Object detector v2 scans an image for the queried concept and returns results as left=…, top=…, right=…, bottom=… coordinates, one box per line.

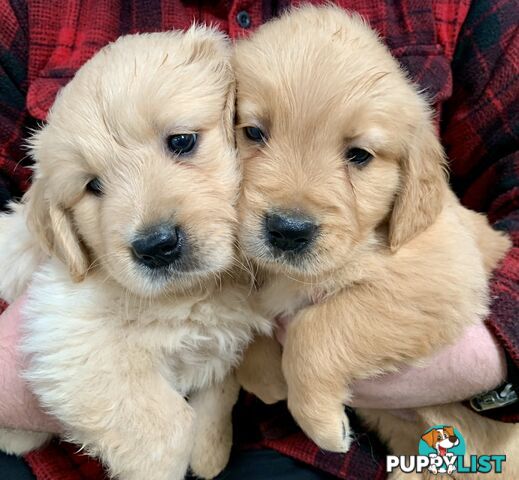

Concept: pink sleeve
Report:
left=0, top=296, right=61, bottom=433
left=348, top=322, right=507, bottom=410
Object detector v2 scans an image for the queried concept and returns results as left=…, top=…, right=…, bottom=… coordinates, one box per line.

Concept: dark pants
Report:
left=0, top=451, right=35, bottom=480
left=0, top=449, right=335, bottom=480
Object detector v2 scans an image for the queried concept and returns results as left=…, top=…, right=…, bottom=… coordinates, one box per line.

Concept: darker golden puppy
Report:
left=234, top=5, right=518, bottom=477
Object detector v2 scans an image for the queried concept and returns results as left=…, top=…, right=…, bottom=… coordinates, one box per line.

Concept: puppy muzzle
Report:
left=264, top=211, right=317, bottom=254
left=131, top=223, right=183, bottom=269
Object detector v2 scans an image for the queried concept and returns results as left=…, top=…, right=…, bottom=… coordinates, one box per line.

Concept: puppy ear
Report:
left=23, top=175, right=54, bottom=254
left=444, top=426, right=454, bottom=437
left=389, top=121, right=447, bottom=251
left=48, top=204, right=90, bottom=282
left=25, top=175, right=89, bottom=282
left=421, top=430, right=437, bottom=448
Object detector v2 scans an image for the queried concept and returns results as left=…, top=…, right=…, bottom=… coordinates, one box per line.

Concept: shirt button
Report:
left=236, top=10, right=251, bottom=29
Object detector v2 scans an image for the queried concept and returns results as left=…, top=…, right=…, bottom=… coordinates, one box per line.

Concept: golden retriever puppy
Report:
left=234, top=5, right=518, bottom=478
left=0, top=28, right=269, bottom=480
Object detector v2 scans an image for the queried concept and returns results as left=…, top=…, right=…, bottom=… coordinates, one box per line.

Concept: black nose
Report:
left=131, top=224, right=182, bottom=268
left=265, top=212, right=317, bottom=252
left=449, top=435, right=458, bottom=444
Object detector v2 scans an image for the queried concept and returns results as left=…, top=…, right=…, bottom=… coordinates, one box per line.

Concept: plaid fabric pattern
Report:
left=0, top=0, right=517, bottom=478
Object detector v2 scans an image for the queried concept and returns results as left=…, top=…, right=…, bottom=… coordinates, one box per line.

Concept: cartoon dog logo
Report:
left=421, top=426, right=460, bottom=474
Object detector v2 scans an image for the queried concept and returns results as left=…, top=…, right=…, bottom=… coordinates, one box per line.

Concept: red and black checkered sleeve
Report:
left=0, top=0, right=33, bottom=211
left=441, top=0, right=519, bottom=420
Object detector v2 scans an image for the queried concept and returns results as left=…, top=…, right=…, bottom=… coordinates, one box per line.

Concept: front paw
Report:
left=190, top=417, right=232, bottom=479
left=288, top=400, right=351, bottom=453
left=236, top=336, right=287, bottom=405
left=237, top=361, right=287, bottom=405
left=245, top=375, right=287, bottom=405
left=79, top=401, right=195, bottom=480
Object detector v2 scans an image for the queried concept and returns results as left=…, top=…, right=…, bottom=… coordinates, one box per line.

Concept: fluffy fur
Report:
left=234, top=6, right=517, bottom=479
left=0, top=28, right=269, bottom=480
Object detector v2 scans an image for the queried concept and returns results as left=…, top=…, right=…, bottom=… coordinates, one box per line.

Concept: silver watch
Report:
left=470, top=383, right=518, bottom=412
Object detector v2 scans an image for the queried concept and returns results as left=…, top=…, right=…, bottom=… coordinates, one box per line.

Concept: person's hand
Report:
left=275, top=318, right=506, bottom=410
left=0, top=295, right=61, bottom=432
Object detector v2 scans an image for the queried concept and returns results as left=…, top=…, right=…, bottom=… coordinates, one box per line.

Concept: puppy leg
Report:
left=27, top=356, right=194, bottom=480
left=0, top=428, right=51, bottom=455
left=23, top=275, right=198, bottom=480
left=58, top=374, right=194, bottom=480
left=189, top=374, right=240, bottom=479
left=283, top=282, right=466, bottom=454
left=286, top=377, right=352, bottom=453
left=283, top=306, right=352, bottom=452
left=236, top=335, right=287, bottom=404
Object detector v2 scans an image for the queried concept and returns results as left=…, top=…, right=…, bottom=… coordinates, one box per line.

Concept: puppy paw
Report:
left=249, top=376, right=287, bottom=405
left=190, top=442, right=231, bottom=479
left=190, top=418, right=232, bottom=479
left=290, top=401, right=351, bottom=453
left=236, top=340, right=287, bottom=405
left=236, top=355, right=287, bottom=405
left=0, top=428, right=52, bottom=455
left=313, top=414, right=352, bottom=453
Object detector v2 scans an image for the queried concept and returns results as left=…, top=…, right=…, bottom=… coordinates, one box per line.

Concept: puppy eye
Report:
left=244, top=126, right=267, bottom=143
left=86, top=177, right=103, bottom=196
left=346, top=147, right=373, bottom=167
left=167, top=133, right=197, bottom=155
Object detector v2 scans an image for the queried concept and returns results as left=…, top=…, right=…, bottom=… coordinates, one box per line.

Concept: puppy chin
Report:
left=108, top=250, right=234, bottom=297
left=136, top=272, right=207, bottom=297
left=241, top=227, right=357, bottom=281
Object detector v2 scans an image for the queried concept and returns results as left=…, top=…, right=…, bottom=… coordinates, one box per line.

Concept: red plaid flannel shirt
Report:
left=0, top=1, right=517, bottom=479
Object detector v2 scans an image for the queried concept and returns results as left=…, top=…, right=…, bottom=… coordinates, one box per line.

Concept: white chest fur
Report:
left=22, top=260, right=270, bottom=397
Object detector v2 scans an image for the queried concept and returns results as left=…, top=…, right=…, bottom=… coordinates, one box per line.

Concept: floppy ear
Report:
left=24, top=175, right=90, bottom=282
left=389, top=122, right=447, bottom=251
left=421, top=429, right=437, bottom=448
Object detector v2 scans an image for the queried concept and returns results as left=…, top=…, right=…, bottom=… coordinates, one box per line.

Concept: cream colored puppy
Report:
left=234, top=5, right=518, bottom=478
left=0, top=28, right=269, bottom=480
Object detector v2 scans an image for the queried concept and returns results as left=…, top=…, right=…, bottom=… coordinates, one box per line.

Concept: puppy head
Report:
left=26, top=27, right=238, bottom=296
left=234, top=6, right=446, bottom=280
